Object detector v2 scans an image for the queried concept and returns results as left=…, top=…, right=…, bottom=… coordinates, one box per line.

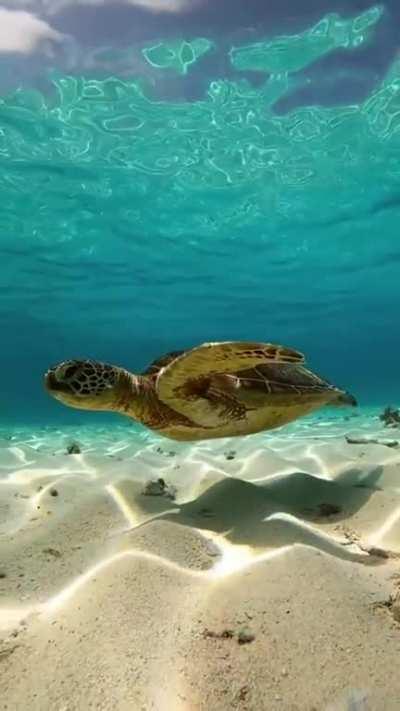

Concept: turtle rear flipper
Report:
left=331, top=391, right=358, bottom=407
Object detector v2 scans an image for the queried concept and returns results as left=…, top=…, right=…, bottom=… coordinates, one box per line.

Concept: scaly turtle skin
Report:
left=44, top=340, right=356, bottom=441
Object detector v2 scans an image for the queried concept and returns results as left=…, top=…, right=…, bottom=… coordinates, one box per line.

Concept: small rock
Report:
left=202, top=628, right=234, bottom=640
left=225, top=450, right=236, bottom=461
left=66, top=442, right=81, bottom=455
left=43, top=548, right=62, bottom=558
left=205, top=541, right=220, bottom=558
left=379, top=406, right=400, bottom=427
left=345, top=435, right=398, bottom=448
left=373, top=592, right=400, bottom=623
left=364, top=546, right=390, bottom=559
left=237, top=628, right=255, bottom=645
left=237, top=685, right=249, bottom=701
left=156, top=447, right=175, bottom=457
left=0, top=571, right=6, bottom=579
left=50, top=488, right=59, bottom=497
left=142, top=478, right=176, bottom=500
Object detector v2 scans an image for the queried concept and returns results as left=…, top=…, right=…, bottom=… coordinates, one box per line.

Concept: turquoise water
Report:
left=1, top=3, right=400, bottom=424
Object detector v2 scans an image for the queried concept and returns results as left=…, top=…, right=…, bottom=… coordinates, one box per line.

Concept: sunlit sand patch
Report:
left=0, top=466, right=61, bottom=485
left=3, top=519, right=352, bottom=631
left=177, top=463, right=232, bottom=503
left=250, top=468, right=301, bottom=484
left=105, top=484, right=180, bottom=533
left=0, top=550, right=204, bottom=631
left=2, top=457, right=98, bottom=486
left=29, top=479, right=66, bottom=510
left=24, top=467, right=101, bottom=512
left=43, top=549, right=204, bottom=617
left=105, top=483, right=141, bottom=528
left=367, top=505, right=400, bottom=547
left=232, top=448, right=290, bottom=481
left=0, top=446, right=34, bottom=468
left=195, top=528, right=255, bottom=576
left=130, top=448, right=166, bottom=466
left=296, top=443, right=334, bottom=478
left=106, top=440, right=136, bottom=456
left=255, top=438, right=348, bottom=479
left=0, top=532, right=377, bottom=634
left=193, top=527, right=294, bottom=578
left=0, top=605, right=38, bottom=631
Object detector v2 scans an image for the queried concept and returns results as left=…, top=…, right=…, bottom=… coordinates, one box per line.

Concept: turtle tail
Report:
left=331, top=390, right=358, bottom=407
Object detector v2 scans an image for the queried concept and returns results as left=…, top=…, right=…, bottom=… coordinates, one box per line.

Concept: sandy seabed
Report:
left=1, top=408, right=400, bottom=710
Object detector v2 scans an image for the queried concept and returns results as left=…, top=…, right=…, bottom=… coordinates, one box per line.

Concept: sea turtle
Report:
left=44, top=340, right=356, bottom=441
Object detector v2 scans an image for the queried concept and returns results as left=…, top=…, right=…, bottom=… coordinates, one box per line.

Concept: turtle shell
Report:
left=142, top=350, right=185, bottom=376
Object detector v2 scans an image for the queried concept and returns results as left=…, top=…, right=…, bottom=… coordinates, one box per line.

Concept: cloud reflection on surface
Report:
left=0, top=8, right=62, bottom=53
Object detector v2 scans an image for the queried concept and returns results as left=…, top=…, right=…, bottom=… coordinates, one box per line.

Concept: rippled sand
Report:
left=1, top=408, right=400, bottom=710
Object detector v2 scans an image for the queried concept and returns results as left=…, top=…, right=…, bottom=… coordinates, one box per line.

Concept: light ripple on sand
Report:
left=1, top=408, right=400, bottom=709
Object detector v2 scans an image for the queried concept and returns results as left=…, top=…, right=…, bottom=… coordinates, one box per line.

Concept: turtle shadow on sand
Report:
left=132, top=465, right=385, bottom=563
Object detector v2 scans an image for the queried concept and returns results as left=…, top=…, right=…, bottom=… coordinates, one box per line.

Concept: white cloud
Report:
left=0, top=0, right=194, bottom=13
left=53, top=0, right=192, bottom=12
left=0, top=8, right=62, bottom=53
left=123, top=0, right=190, bottom=10
left=109, top=0, right=190, bottom=9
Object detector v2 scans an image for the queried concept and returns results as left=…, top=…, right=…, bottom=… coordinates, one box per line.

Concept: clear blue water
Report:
left=1, top=1, right=400, bottom=425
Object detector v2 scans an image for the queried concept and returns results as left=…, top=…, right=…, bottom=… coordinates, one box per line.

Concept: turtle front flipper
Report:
left=156, top=341, right=304, bottom=427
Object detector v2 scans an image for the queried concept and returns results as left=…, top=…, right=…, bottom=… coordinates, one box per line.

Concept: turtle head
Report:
left=44, top=359, right=128, bottom=412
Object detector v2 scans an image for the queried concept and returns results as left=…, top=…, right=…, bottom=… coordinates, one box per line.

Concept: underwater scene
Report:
left=1, top=0, right=400, bottom=708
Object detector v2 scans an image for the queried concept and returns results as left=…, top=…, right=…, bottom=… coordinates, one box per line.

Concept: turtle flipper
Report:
left=156, top=341, right=304, bottom=426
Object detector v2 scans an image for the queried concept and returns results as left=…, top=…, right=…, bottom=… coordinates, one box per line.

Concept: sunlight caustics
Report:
left=196, top=528, right=256, bottom=577
left=229, top=6, right=383, bottom=74
left=211, top=539, right=295, bottom=578
left=0, top=446, right=33, bottom=468
left=0, top=549, right=207, bottom=631
left=263, top=512, right=371, bottom=560
left=43, top=549, right=204, bottom=616
left=0, top=605, right=37, bottom=632
left=367, top=505, right=400, bottom=547
left=142, top=37, right=213, bottom=74
left=105, top=483, right=141, bottom=528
